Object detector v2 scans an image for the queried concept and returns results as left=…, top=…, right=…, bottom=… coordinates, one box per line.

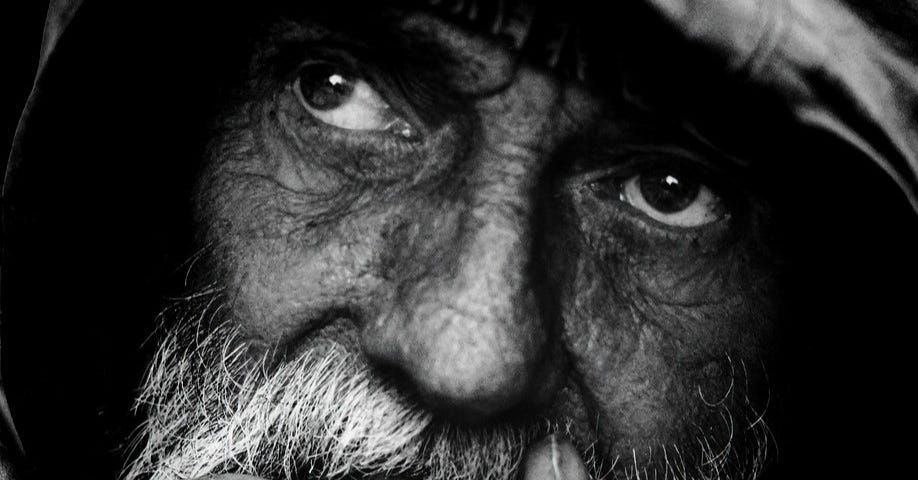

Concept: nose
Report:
left=361, top=72, right=563, bottom=422
left=364, top=208, right=550, bottom=421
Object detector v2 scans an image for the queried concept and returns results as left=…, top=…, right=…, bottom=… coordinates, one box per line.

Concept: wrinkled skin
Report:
left=4, top=1, right=916, bottom=479
left=136, top=2, right=784, bottom=479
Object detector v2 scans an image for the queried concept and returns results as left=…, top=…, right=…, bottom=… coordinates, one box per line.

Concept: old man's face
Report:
left=126, top=3, right=783, bottom=480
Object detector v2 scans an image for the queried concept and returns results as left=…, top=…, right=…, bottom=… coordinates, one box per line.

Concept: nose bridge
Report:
left=362, top=72, right=563, bottom=419
left=442, top=138, right=544, bottom=364
left=409, top=153, right=543, bottom=414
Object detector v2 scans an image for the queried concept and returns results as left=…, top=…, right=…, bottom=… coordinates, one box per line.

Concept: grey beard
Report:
left=123, top=290, right=549, bottom=480
left=124, top=289, right=773, bottom=480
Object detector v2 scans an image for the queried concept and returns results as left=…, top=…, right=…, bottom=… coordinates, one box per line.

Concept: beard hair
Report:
left=123, top=288, right=550, bottom=480
left=124, top=287, right=774, bottom=480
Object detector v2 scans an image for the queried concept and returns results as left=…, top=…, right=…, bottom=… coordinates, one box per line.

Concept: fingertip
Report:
left=522, top=434, right=590, bottom=480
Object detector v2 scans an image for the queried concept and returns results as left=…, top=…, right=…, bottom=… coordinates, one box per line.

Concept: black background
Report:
left=2, top=1, right=47, bottom=168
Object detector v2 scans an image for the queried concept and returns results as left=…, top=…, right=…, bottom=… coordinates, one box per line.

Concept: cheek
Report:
left=193, top=101, right=388, bottom=345
left=192, top=94, right=466, bottom=348
left=553, top=205, right=778, bottom=453
left=561, top=261, right=683, bottom=449
left=223, top=235, right=384, bottom=344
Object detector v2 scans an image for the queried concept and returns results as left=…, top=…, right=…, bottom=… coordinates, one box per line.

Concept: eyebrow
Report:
left=269, top=2, right=778, bottom=174
left=558, top=107, right=764, bottom=184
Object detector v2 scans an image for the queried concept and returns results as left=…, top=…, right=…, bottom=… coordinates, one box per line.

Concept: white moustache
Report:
left=125, top=322, right=544, bottom=480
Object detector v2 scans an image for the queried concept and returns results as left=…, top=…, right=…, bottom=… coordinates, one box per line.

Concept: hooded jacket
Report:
left=3, top=1, right=918, bottom=479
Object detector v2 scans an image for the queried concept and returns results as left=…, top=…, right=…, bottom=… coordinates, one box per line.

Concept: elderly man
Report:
left=3, top=1, right=917, bottom=479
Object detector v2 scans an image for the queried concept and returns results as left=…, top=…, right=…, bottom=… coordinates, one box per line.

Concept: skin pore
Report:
left=126, top=3, right=783, bottom=480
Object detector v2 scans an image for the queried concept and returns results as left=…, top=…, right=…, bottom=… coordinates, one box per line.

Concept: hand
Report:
left=521, top=435, right=589, bottom=480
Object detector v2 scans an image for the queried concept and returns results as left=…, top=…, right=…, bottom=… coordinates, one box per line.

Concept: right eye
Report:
left=293, top=62, right=417, bottom=139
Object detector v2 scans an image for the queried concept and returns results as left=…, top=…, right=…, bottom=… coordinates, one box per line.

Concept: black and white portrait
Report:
left=2, top=1, right=917, bottom=479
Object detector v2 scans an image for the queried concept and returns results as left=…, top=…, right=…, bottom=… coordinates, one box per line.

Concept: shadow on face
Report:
left=5, top=2, right=917, bottom=480
left=130, top=2, right=785, bottom=479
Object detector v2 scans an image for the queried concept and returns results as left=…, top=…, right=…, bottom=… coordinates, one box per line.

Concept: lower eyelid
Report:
left=623, top=178, right=726, bottom=227
left=290, top=75, right=422, bottom=141
left=274, top=98, right=434, bottom=181
left=571, top=181, right=735, bottom=248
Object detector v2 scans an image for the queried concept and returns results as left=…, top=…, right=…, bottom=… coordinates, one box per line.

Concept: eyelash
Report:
left=275, top=46, right=745, bottom=239
left=574, top=155, right=742, bottom=238
left=291, top=61, right=430, bottom=146
left=283, top=71, right=415, bottom=142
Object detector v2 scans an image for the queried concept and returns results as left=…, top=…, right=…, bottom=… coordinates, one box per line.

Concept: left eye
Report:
left=621, top=169, right=726, bottom=228
left=293, top=62, right=416, bottom=138
left=619, top=168, right=727, bottom=227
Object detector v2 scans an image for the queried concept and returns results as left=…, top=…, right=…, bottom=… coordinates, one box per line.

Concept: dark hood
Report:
left=3, top=1, right=918, bottom=479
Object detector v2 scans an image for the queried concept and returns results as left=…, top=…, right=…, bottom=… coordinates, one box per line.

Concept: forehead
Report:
left=235, top=1, right=664, bottom=92
left=260, top=1, right=585, bottom=74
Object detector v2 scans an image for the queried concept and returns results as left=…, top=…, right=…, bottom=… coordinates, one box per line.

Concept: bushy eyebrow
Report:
left=262, top=3, right=778, bottom=170
left=563, top=127, right=751, bottom=183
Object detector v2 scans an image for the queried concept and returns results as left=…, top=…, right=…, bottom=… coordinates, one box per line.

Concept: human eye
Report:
left=292, top=60, right=418, bottom=140
left=618, top=164, right=728, bottom=228
left=585, top=156, right=733, bottom=232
